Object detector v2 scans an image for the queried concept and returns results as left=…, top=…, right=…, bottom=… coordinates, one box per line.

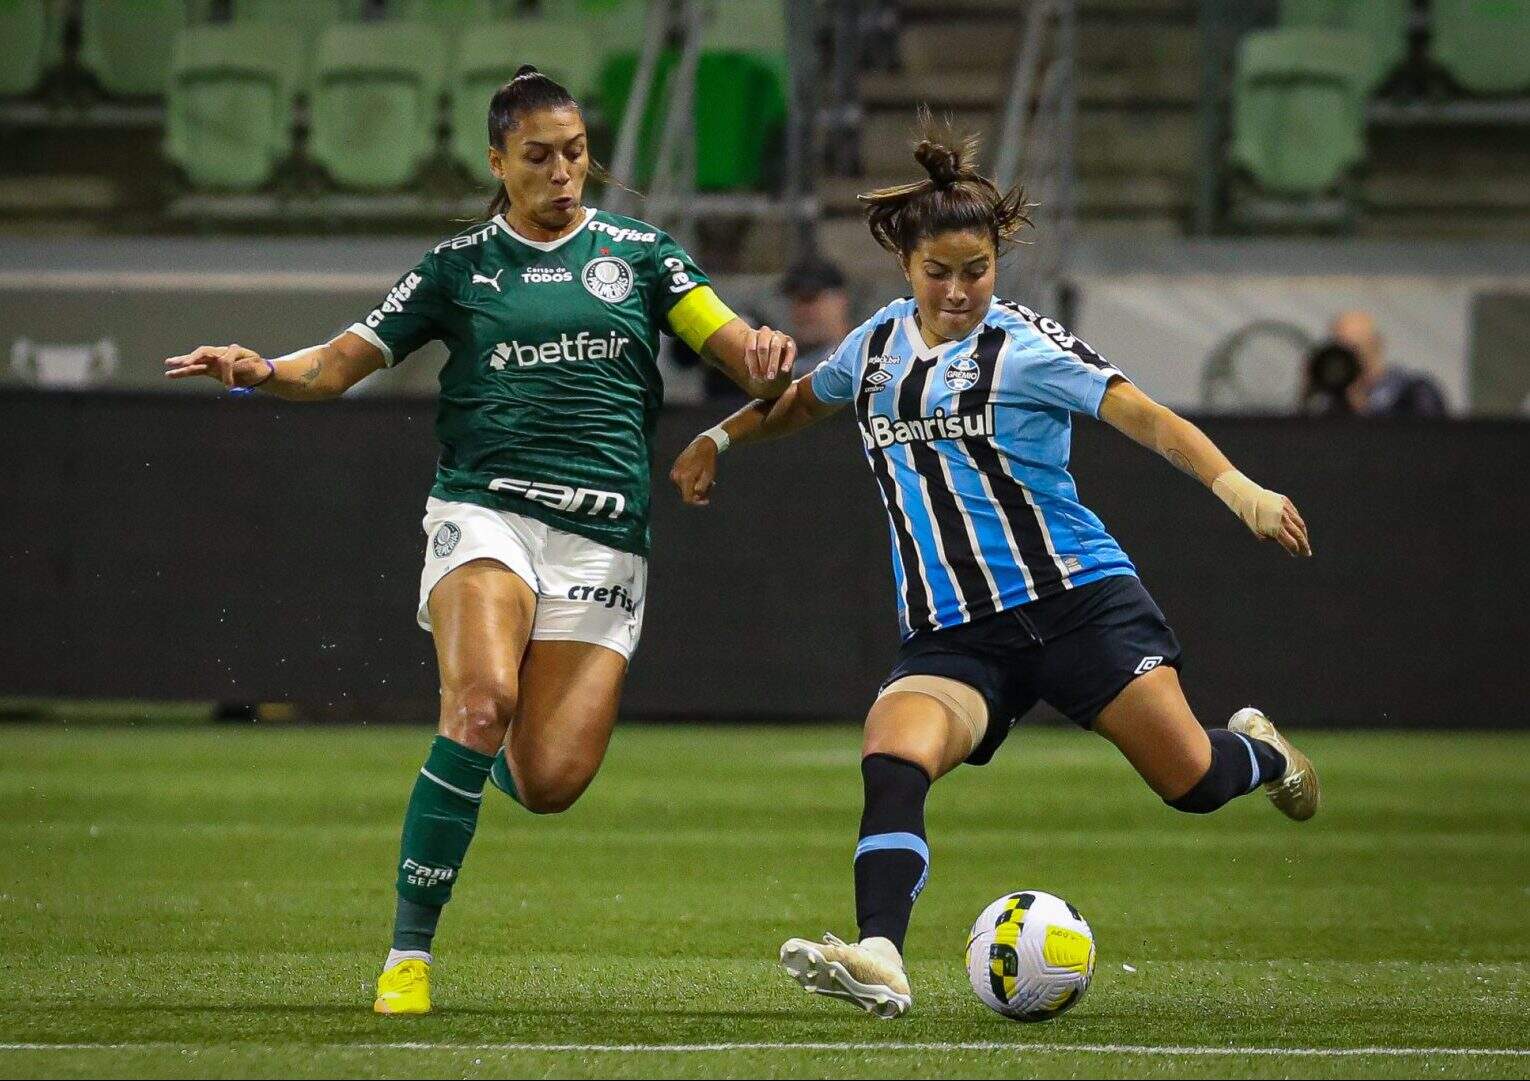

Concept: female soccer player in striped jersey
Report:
left=164, top=67, right=794, bottom=1016
left=671, top=124, right=1318, bottom=1018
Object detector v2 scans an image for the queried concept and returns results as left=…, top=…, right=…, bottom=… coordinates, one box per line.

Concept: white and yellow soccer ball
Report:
left=965, top=891, right=1096, bottom=1021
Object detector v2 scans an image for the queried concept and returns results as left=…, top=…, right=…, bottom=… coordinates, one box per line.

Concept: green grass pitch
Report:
left=3, top=722, right=1528, bottom=1079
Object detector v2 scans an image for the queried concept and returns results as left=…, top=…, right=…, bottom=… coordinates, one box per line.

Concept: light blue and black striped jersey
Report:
left=810, top=296, right=1137, bottom=639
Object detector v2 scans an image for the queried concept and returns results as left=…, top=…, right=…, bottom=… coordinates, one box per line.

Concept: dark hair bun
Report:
left=513, top=64, right=541, bottom=79
left=914, top=139, right=965, bottom=188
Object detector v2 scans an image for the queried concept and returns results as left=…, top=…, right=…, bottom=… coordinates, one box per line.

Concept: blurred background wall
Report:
left=2, top=0, right=1528, bottom=724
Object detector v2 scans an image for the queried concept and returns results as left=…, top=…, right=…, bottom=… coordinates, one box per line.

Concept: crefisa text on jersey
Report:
left=861, top=404, right=997, bottom=450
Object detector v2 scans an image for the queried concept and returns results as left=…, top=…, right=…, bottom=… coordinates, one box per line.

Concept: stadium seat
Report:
left=397, top=0, right=494, bottom=37
left=309, top=22, right=448, bottom=191
left=231, top=0, right=348, bottom=91
left=448, top=18, right=600, bottom=176
left=1229, top=29, right=1368, bottom=197
left=1431, top=0, right=1530, bottom=95
left=164, top=22, right=303, bottom=190
left=0, top=0, right=58, bottom=97
left=596, top=0, right=787, bottom=191
left=79, top=0, right=189, bottom=99
left=1278, top=0, right=1410, bottom=93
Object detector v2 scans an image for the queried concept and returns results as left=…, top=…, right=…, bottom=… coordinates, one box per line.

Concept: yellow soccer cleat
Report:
left=1229, top=707, right=1320, bottom=821
left=373, top=957, right=431, bottom=1015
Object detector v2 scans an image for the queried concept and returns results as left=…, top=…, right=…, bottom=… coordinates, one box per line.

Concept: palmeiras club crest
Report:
left=432, top=522, right=461, bottom=558
left=581, top=256, right=634, bottom=302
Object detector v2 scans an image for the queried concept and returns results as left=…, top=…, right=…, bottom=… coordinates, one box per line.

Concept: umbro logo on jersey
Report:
left=867, top=369, right=893, bottom=387
left=471, top=269, right=504, bottom=292
left=521, top=266, right=573, bottom=284
left=1134, top=655, right=1164, bottom=675
left=944, top=354, right=980, bottom=391
left=582, top=256, right=634, bottom=303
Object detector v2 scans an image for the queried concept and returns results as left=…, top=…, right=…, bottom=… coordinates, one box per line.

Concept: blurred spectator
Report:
left=780, top=256, right=853, bottom=377
left=1327, top=310, right=1448, bottom=417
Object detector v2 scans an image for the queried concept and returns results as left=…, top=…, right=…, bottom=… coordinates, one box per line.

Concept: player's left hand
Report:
left=1269, top=495, right=1312, bottom=557
left=670, top=437, right=719, bottom=506
left=743, top=325, right=797, bottom=383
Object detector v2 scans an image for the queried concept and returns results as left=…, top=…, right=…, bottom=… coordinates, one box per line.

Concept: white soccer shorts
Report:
left=417, top=496, right=646, bottom=660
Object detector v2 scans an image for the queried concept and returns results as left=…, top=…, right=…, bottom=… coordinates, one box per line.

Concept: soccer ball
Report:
left=965, top=891, right=1096, bottom=1021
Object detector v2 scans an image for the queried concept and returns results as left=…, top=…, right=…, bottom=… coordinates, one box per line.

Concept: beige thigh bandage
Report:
left=878, top=675, right=990, bottom=759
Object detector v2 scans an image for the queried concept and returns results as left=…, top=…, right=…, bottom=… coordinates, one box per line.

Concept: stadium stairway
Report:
left=809, top=0, right=1199, bottom=274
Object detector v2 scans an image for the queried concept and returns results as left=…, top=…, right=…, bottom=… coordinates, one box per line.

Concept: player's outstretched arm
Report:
left=670, top=373, right=843, bottom=506
left=1099, top=378, right=1312, bottom=557
left=698, top=317, right=797, bottom=401
left=163, top=330, right=386, bottom=402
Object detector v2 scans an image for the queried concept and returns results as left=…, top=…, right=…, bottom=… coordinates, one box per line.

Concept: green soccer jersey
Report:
left=349, top=207, right=716, bottom=556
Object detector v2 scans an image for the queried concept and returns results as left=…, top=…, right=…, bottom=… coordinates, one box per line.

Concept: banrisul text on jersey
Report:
left=810, top=296, right=1138, bottom=639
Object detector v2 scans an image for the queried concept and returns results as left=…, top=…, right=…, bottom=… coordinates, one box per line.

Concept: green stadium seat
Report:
left=397, top=0, right=494, bottom=37
left=1229, top=29, right=1368, bottom=197
left=164, top=23, right=303, bottom=190
left=231, top=0, right=347, bottom=91
left=1431, top=0, right=1530, bottom=95
left=596, top=0, right=787, bottom=192
left=309, top=22, right=448, bottom=190
left=0, top=0, right=59, bottom=97
left=448, top=18, right=600, bottom=176
left=79, top=0, right=188, bottom=98
left=1278, top=0, right=1410, bottom=93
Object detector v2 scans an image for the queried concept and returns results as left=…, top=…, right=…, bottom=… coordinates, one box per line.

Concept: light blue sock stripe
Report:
left=855, top=831, right=929, bottom=865
left=1232, top=731, right=1262, bottom=794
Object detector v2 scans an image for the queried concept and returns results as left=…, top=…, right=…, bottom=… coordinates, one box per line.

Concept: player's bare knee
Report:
left=440, top=680, right=518, bottom=753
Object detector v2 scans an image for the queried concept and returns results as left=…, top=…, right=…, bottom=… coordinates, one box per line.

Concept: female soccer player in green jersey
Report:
left=164, top=67, right=795, bottom=1015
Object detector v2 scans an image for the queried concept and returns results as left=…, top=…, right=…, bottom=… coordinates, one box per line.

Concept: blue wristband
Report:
left=230, top=357, right=276, bottom=396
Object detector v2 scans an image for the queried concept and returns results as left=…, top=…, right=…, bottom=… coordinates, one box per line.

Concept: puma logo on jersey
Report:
left=472, top=269, right=504, bottom=292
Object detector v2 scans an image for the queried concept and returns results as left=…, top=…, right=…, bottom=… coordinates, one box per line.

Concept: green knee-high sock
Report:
left=391, top=735, right=494, bottom=952
left=489, top=747, right=524, bottom=806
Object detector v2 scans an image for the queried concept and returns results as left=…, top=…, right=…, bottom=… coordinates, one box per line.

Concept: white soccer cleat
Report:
left=779, top=933, right=912, bottom=1019
left=1229, top=706, right=1320, bottom=821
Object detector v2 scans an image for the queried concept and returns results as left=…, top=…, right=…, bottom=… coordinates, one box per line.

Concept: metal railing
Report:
left=993, top=0, right=1078, bottom=320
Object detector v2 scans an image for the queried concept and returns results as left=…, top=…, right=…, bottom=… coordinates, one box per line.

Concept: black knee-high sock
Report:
left=1167, top=727, right=1287, bottom=814
left=854, top=753, right=932, bottom=952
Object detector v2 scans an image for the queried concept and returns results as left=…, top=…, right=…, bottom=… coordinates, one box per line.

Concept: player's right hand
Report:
left=163, top=344, right=269, bottom=388
left=670, top=437, right=719, bottom=506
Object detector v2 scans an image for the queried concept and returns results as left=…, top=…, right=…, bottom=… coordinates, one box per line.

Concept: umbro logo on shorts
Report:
left=1135, top=655, right=1164, bottom=675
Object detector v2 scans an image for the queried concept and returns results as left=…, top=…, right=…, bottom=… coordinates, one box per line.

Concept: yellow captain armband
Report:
left=667, top=285, right=737, bottom=353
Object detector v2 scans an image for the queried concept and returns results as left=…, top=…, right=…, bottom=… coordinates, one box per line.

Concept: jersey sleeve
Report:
left=1004, top=312, right=1125, bottom=418
left=347, top=252, right=453, bottom=367
left=808, top=327, right=862, bottom=405
left=649, top=232, right=735, bottom=353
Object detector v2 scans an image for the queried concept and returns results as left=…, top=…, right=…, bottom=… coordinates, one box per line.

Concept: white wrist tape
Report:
left=1212, top=469, right=1285, bottom=536
left=701, top=425, right=730, bottom=453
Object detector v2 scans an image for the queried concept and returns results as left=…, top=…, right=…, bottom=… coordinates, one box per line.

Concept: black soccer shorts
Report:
left=881, top=574, right=1183, bottom=765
